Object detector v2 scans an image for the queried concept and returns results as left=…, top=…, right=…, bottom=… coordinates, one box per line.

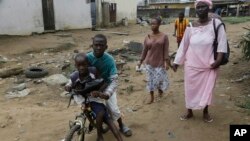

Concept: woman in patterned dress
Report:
left=138, top=17, right=170, bottom=104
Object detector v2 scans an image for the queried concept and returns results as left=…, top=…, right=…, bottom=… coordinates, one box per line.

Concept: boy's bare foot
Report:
left=180, top=112, right=193, bottom=121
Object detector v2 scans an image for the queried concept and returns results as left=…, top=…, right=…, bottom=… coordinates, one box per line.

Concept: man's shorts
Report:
left=90, top=101, right=110, bottom=123
left=105, top=92, right=121, bottom=121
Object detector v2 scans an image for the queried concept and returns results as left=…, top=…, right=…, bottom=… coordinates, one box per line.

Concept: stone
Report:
left=0, top=66, right=23, bottom=78
left=33, top=79, right=43, bottom=84
left=5, top=89, right=31, bottom=99
left=0, top=55, right=8, bottom=63
left=60, top=91, right=70, bottom=98
left=12, top=83, right=26, bottom=91
left=126, top=108, right=133, bottom=113
left=43, top=74, right=69, bottom=86
left=167, top=131, right=175, bottom=138
left=14, top=78, right=25, bottom=84
left=1, top=124, right=6, bottom=128
left=127, top=41, right=143, bottom=53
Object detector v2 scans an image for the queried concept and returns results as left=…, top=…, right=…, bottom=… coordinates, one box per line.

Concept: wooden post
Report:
left=226, top=4, right=229, bottom=16
left=236, top=4, right=240, bottom=17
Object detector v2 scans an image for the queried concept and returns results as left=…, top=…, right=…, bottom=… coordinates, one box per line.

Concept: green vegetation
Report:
left=222, top=16, right=250, bottom=24
left=238, top=100, right=250, bottom=115
left=239, top=26, right=250, bottom=61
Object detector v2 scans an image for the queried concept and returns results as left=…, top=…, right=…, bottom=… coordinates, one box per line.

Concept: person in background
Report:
left=138, top=17, right=170, bottom=104
left=173, top=12, right=189, bottom=48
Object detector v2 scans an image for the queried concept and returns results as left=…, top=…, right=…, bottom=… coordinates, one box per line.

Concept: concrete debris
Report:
left=5, top=89, right=31, bottom=99
left=0, top=66, right=23, bottom=78
left=12, top=83, right=26, bottom=91
left=43, top=74, right=68, bottom=86
left=0, top=55, right=8, bottom=63
left=33, top=79, right=43, bottom=84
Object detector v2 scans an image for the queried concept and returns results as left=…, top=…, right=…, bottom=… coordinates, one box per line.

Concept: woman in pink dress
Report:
left=138, top=17, right=170, bottom=104
left=172, top=0, right=228, bottom=122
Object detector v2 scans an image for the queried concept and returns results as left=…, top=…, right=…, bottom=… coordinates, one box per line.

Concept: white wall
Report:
left=103, top=0, right=137, bottom=21
left=0, top=0, right=44, bottom=35
left=53, top=0, right=92, bottom=30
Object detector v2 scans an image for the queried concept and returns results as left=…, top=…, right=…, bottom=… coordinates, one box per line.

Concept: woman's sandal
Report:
left=203, top=114, right=213, bottom=123
left=179, top=114, right=193, bottom=121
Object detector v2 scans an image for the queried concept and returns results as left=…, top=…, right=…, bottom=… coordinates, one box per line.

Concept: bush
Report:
left=223, top=16, right=250, bottom=24
left=239, top=26, right=250, bottom=61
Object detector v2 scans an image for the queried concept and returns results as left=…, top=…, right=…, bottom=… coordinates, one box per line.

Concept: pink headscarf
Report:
left=195, top=0, right=213, bottom=9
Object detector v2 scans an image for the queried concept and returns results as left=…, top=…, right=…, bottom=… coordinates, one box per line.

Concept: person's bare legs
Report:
left=158, top=89, right=163, bottom=98
left=96, top=112, right=104, bottom=141
left=203, top=105, right=213, bottom=122
left=180, top=109, right=193, bottom=120
left=147, top=91, right=154, bottom=104
left=106, top=119, right=123, bottom=141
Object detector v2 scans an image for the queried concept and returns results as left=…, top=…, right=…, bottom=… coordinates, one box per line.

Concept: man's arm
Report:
left=173, top=20, right=177, bottom=36
left=91, top=74, right=118, bottom=100
left=103, top=74, right=118, bottom=97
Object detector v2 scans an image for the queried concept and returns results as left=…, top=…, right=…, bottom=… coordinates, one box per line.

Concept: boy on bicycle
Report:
left=65, top=52, right=123, bottom=141
left=87, top=34, right=132, bottom=137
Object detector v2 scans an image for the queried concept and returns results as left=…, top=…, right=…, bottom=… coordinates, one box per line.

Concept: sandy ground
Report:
left=0, top=21, right=250, bottom=141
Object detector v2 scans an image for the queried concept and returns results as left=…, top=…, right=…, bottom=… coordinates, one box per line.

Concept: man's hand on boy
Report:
left=91, top=91, right=100, bottom=97
left=91, top=91, right=109, bottom=100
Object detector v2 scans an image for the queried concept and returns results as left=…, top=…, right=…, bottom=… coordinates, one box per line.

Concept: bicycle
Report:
left=64, top=90, right=96, bottom=141
left=64, top=78, right=104, bottom=141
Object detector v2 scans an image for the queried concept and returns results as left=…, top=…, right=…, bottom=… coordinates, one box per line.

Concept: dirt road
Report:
left=0, top=21, right=249, bottom=141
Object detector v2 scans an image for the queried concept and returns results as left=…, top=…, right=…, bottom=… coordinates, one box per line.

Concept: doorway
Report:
left=42, top=0, right=55, bottom=30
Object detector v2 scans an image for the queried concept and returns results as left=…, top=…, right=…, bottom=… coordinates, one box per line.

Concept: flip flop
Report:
left=179, top=114, right=193, bottom=121
left=120, top=124, right=132, bottom=137
left=203, top=116, right=213, bottom=123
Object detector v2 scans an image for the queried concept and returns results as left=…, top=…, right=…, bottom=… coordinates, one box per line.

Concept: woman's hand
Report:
left=211, top=53, right=223, bottom=69
left=172, top=64, right=178, bottom=72
left=211, top=60, right=221, bottom=69
left=165, top=59, right=171, bottom=70
left=137, top=62, right=142, bottom=69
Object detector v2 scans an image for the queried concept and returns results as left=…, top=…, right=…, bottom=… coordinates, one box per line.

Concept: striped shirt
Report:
left=175, top=18, right=189, bottom=38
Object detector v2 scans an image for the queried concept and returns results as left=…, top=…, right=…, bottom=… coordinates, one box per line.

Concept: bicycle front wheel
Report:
left=64, top=124, right=85, bottom=141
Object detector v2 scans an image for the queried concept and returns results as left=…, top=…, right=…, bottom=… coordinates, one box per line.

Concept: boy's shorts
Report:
left=90, top=102, right=110, bottom=123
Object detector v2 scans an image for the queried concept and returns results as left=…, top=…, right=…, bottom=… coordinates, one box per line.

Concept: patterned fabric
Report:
left=145, top=64, right=169, bottom=92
